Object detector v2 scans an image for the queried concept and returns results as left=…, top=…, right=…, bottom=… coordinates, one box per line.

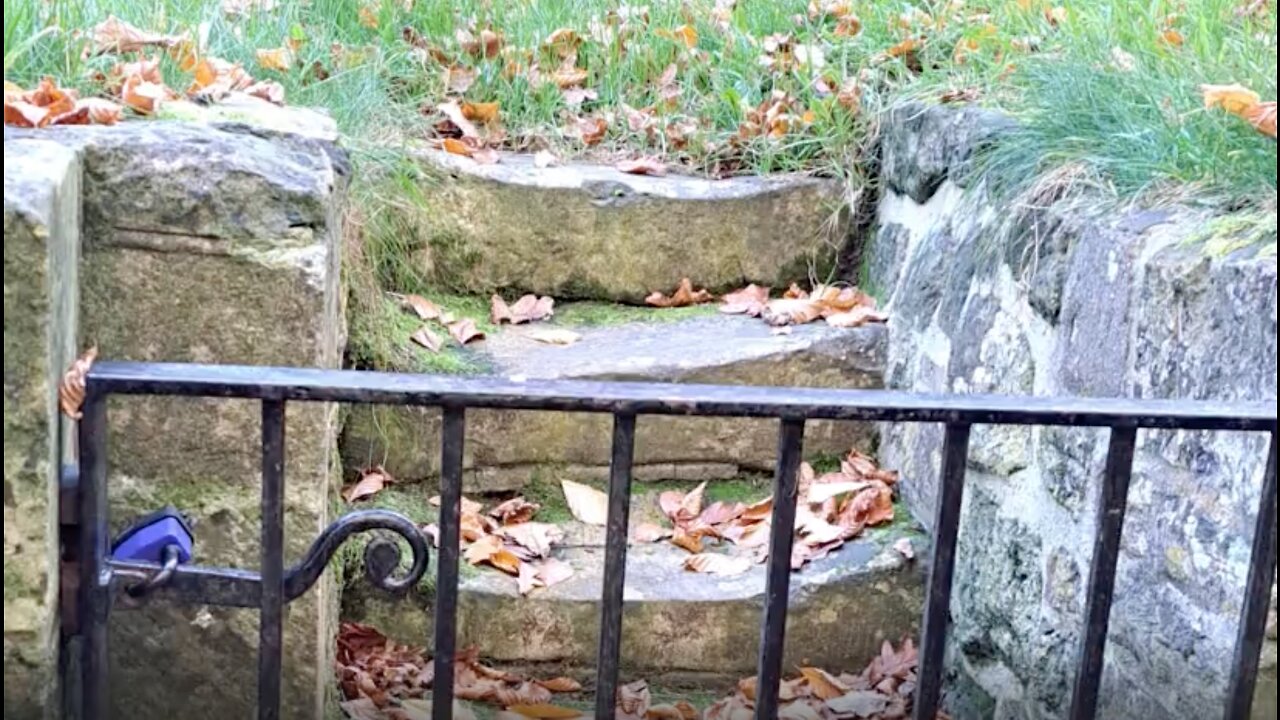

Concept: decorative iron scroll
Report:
left=283, top=509, right=430, bottom=600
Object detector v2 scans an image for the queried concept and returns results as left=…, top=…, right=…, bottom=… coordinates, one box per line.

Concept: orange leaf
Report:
left=91, top=15, right=188, bottom=55
left=4, top=101, right=48, bottom=128
left=834, top=15, right=862, bottom=37
left=1244, top=101, right=1277, bottom=138
left=799, top=667, right=849, bottom=700
left=404, top=294, right=442, bottom=320
left=1160, top=28, right=1185, bottom=47
left=492, top=294, right=555, bottom=324
left=490, top=497, right=541, bottom=525
left=887, top=37, right=921, bottom=58
left=645, top=278, right=713, bottom=308
left=553, top=67, right=589, bottom=89
left=462, top=100, right=500, bottom=123
left=342, top=467, right=392, bottom=503
left=59, top=347, right=98, bottom=418
left=358, top=5, right=379, bottom=29
left=615, top=157, right=667, bottom=176
left=1200, top=83, right=1262, bottom=115
left=256, top=47, right=293, bottom=71
left=825, top=306, right=889, bottom=328
left=442, top=137, right=474, bottom=157
left=536, top=677, right=583, bottom=694
left=761, top=297, right=822, bottom=326
left=720, top=284, right=770, bottom=317
left=573, top=116, right=608, bottom=145
left=561, top=480, right=609, bottom=525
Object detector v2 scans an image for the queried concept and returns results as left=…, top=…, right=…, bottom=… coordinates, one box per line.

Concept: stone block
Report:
left=3, top=138, right=81, bottom=720
left=342, top=316, right=887, bottom=491
left=401, top=151, right=851, bottom=302
left=12, top=121, right=349, bottom=720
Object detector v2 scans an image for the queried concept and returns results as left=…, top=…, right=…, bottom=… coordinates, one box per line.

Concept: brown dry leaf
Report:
left=659, top=481, right=707, bottom=524
left=657, top=24, right=699, bottom=49
left=491, top=497, right=540, bottom=525
left=940, top=87, right=982, bottom=104
left=4, top=101, right=48, bottom=128
left=684, top=553, right=752, bottom=576
left=825, top=306, right=889, bottom=328
left=505, top=704, right=583, bottom=719
left=342, top=466, right=393, bottom=503
left=1045, top=6, right=1069, bottom=26
left=761, top=298, right=822, bottom=326
left=615, top=157, right=667, bottom=176
left=887, top=37, right=922, bottom=58
left=411, top=326, right=444, bottom=352
left=1160, top=28, right=1185, bottom=46
left=561, top=87, right=598, bottom=107
left=58, top=347, right=98, bottom=419
left=447, top=318, right=486, bottom=345
left=404, top=294, right=442, bottom=320
left=501, top=522, right=563, bottom=560
left=429, top=494, right=485, bottom=516
left=463, top=533, right=503, bottom=566
left=843, top=482, right=895, bottom=527
left=632, top=522, right=672, bottom=543
left=720, top=284, right=771, bottom=317
left=644, top=704, right=695, bottom=720
left=553, top=66, right=590, bottom=89
left=244, top=81, right=286, bottom=105
left=438, top=99, right=481, bottom=138
left=76, top=98, right=124, bottom=125
left=572, top=115, right=608, bottom=145
left=807, top=480, right=871, bottom=505
left=646, top=278, right=714, bottom=308
left=700, top=501, right=746, bottom=527
left=256, top=47, right=293, bottom=71
left=527, top=328, right=582, bottom=346
left=799, top=667, right=849, bottom=700
left=618, top=680, right=652, bottom=718
left=92, top=15, right=188, bottom=55
left=492, top=294, right=556, bottom=325
left=535, top=557, right=575, bottom=588
left=121, top=74, right=170, bottom=114
left=669, top=527, right=705, bottom=554
left=358, top=4, right=379, bottom=29
left=445, top=65, right=478, bottom=94
left=1244, top=101, right=1277, bottom=138
left=824, top=691, right=890, bottom=716
left=441, top=137, right=474, bottom=157
left=543, top=28, right=582, bottom=57
left=536, top=677, right=583, bottom=694
left=561, top=480, right=609, bottom=525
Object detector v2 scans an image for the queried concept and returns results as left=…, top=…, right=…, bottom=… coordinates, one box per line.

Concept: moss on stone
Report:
left=347, top=294, right=490, bottom=375
left=1187, top=211, right=1278, bottom=258
left=553, top=301, right=716, bottom=327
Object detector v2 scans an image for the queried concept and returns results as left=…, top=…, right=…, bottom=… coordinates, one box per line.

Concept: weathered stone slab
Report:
left=403, top=150, right=850, bottom=302
left=3, top=137, right=81, bottom=720
left=346, top=521, right=925, bottom=676
left=8, top=121, right=349, bottom=719
left=342, top=315, right=887, bottom=492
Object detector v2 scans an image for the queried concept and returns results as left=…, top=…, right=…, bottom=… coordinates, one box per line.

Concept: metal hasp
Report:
left=60, top=361, right=1278, bottom=720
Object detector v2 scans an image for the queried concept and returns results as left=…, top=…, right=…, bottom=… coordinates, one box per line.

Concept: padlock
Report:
left=111, top=505, right=194, bottom=564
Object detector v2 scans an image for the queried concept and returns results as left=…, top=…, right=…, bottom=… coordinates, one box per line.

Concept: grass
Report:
left=5, top=1, right=1277, bottom=372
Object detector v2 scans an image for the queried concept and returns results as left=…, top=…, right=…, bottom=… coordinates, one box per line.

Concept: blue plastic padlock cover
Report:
left=111, top=505, right=194, bottom=564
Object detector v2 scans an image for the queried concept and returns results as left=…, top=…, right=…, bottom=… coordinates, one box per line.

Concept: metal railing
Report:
left=66, top=361, right=1278, bottom=720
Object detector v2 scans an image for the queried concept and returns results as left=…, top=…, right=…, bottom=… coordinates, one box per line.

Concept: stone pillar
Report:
left=19, top=120, right=347, bottom=719
left=3, top=138, right=81, bottom=720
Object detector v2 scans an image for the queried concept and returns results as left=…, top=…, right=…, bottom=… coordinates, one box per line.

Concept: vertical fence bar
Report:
left=1068, top=426, right=1138, bottom=720
left=912, top=422, right=972, bottom=720
left=258, top=399, right=287, bottom=720
left=1225, top=431, right=1278, bottom=720
left=77, top=389, right=110, bottom=720
left=594, top=413, right=638, bottom=719
left=753, top=417, right=806, bottom=720
left=433, top=406, right=466, bottom=720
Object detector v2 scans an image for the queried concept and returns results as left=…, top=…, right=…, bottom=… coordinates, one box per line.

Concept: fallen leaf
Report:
left=825, top=306, right=889, bottom=328
left=58, top=347, right=98, bottom=419
left=411, top=326, right=444, bottom=352
left=491, top=497, right=540, bottom=525
left=358, top=5, right=379, bottom=29
left=438, top=99, right=481, bottom=138
left=657, top=24, right=698, bottom=48
left=535, top=557, right=575, bottom=588
left=4, top=101, right=47, bottom=128
left=561, top=480, right=609, bottom=525
left=404, top=294, right=442, bottom=320
left=442, top=137, right=474, bottom=157
left=761, top=298, right=822, bottom=326
left=561, top=87, right=598, bottom=107
left=543, top=28, right=582, bottom=57
left=447, top=318, right=486, bottom=345
left=1160, top=28, right=1185, bottom=46
left=940, top=87, right=981, bottom=104
left=462, top=101, right=500, bottom=123
left=536, top=677, right=583, bottom=693
left=505, top=704, right=583, bottom=719
left=616, top=157, right=667, bottom=176
left=720, top=284, right=771, bottom=316
left=799, top=667, right=849, bottom=700
left=572, top=116, right=608, bottom=145
left=808, top=481, right=871, bottom=505
left=244, top=81, right=286, bottom=105
left=684, top=553, right=752, bottom=576
left=342, top=466, right=393, bottom=503
left=893, top=537, right=915, bottom=560
left=632, top=522, right=672, bottom=543
left=445, top=65, right=477, bottom=94
left=646, top=278, right=714, bottom=308
left=825, top=690, right=889, bottom=716
left=618, top=680, right=652, bottom=718
left=1244, top=101, right=1277, bottom=138
left=92, top=15, right=188, bottom=55
left=527, top=328, right=582, bottom=346
left=256, top=46, right=293, bottom=71
left=552, top=66, right=589, bottom=89
left=492, top=294, right=556, bottom=324
left=1201, top=83, right=1262, bottom=115
left=121, top=74, right=170, bottom=114
left=429, top=494, right=485, bottom=516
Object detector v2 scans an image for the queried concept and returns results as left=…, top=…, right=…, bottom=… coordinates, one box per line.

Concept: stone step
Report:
left=403, top=150, right=851, bottom=303
left=344, top=514, right=926, bottom=678
left=341, top=312, right=887, bottom=492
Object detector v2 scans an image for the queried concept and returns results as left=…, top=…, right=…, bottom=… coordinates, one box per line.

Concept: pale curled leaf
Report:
left=411, top=326, right=444, bottom=352
left=561, top=479, right=609, bottom=525
left=59, top=347, right=98, bottom=419
left=683, top=553, right=752, bottom=576
left=342, top=467, right=392, bottom=503
left=645, top=278, right=713, bottom=308
left=616, top=157, right=667, bottom=176
left=527, top=328, right=582, bottom=346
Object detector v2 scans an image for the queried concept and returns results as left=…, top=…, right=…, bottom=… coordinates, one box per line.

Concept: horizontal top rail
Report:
left=86, top=361, right=1276, bottom=431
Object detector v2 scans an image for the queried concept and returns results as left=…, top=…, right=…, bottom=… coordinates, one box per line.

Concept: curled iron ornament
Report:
left=283, top=509, right=430, bottom=599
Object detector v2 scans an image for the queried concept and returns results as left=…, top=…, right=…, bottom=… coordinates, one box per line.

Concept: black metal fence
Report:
left=63, top=361, right=1278, bottom=720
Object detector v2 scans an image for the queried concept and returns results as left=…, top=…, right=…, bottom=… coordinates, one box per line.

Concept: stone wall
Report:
left=866, top=102, right=1278, bottom=719
left=3, top=116, right=348, bottom=719
left=4, top=138, right=81, bottom=720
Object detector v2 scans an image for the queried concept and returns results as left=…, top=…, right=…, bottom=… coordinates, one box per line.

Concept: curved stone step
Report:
left=404, top=150, right=850, bottom=302
left=341, top=313, right=887, bottom=492
left=344, top=516, right=925, bottom=678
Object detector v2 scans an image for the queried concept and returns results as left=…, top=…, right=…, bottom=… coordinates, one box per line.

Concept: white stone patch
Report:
left=877, top=181, right=966, bottom=262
